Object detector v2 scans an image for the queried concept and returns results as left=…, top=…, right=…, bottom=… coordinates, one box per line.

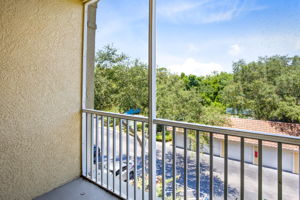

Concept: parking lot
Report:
left=90, top=128, right=299, bottom=200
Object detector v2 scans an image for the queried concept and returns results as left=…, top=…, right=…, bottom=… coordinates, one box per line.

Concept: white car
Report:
left=109, top=160, right=135, bottom=182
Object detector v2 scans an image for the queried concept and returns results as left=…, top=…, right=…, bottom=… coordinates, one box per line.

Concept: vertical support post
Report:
left=148, top=0, right=157, bottom=198
left=81, top=1, right=89, bottom=177
left=210, top=133, right=214, bottom=199
left=82, top=112, right=87, bottom=176
left=86, top=113, right=89, bottom=178
left=196, top=131, right=200, bottom=200
left=91, top=114, right=94, bottom=180
left=184, top=128, right=188, bottom=200
left=172, top=127, right=176, bottom=200
left=82, top=0, right=97, bottom=110
left=278, top=143, right=282, bottom=200
left=113, top=118, right=116, bottom=192
left=107, top=117, right=110, bottom=189
left=224, top=135, right=228, bottom=200
left=162, top=125, right=166, bottom=200
left=119, top=119, right=123, bottom=196
left=142, top=122, right=146, bottom=200
left=134, top=121, right=137, bottom=200
left=96, top=115, right=99, bottom=182
left=85, top=3, right=97, bottom=109
left=101, top=116, right=104, bottom=184
left=240, top=137, right=245, bottom=200
left=126, top=120, right=129, bottom=198
left=82, top=0, right=98, bottom=178
left=258, top=140, right=263, bottom=200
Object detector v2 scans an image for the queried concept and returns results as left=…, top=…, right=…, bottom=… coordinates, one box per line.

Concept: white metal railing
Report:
left=82, top=108, right=300, bottom=200
left=82, top=109, right=149, bottom=200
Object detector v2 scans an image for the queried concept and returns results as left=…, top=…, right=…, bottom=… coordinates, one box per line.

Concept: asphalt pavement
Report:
left=88, top=127, right=299, bottom=200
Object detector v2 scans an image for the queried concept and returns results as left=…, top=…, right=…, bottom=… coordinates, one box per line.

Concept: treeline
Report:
left=223, top=56, right=300, bottom=123
left=94, top=45, right=300, bottom=124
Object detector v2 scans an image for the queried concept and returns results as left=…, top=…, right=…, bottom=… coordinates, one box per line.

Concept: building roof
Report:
left=170, top=117, right=300, bottom=151
left=220, top=117, right=300, bottom=151
left=227, top=117, right=300, bottom=137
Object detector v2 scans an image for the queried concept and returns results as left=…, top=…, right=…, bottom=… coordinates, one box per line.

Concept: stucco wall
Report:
left=0, top=0, right=84, bottom=199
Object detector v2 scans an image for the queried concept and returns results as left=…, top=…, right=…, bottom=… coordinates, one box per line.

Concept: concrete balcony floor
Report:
left=34, top=177, right=120, bottom=200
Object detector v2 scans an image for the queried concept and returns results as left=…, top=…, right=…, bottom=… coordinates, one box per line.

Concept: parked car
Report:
left=109, top=160, right=135, bottom=182
left=93, top=145, right=101, bottom=164
left=93, top=145, right=134, bottom=181
left=93, top=145, right=107, bottom=170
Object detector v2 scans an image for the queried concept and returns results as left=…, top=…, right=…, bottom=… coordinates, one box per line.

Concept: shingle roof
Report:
left=169, top=118, right=300, bottom=151
left=221, top=117, right=300, bottom=151
left=227, top=117, right=300, bottom=137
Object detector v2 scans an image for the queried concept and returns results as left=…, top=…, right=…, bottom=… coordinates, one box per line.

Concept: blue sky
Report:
left=95, top=0, right=300, bottom=76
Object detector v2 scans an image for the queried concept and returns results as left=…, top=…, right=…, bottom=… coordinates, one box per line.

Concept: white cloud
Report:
left=228, top=44, right=242, bottom=56
left=168, top=58, right=223, bottom=76
left=158, top=1, right=208, bottom=18
left=157, top=0, right=266, bottom=24
left=187, top=43, right=199, bottom=52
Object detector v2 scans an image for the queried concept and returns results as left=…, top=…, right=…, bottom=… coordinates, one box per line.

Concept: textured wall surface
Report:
left=0, top=0, right=83, bottom=199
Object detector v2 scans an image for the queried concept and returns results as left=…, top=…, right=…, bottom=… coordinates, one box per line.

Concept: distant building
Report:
left=175, top=117, right=300, bottom=174
left=226, top=108, right=252, bottom=116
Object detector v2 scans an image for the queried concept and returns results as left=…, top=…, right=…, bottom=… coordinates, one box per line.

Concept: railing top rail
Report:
left=82, top=109, right=300, bottom=145
left=82, top=109, right=148, bottom=122
left=154, top=118, right=300, bottom=146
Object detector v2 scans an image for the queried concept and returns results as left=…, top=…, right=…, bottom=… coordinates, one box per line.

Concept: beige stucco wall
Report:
left=0, top=0, right=84, bottom=199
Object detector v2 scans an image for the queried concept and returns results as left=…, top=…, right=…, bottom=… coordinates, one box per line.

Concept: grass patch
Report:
left=156, top=131, right=172, bottom=142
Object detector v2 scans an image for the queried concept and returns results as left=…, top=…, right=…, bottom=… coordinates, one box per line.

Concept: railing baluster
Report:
left=240, top=137, right=244, bottom=200
left=101, top=116, right=104, bottom=185
left=96, top=115, right=99, bottom=183
left=224, top=135, right=228, bottom=200
left=91, top=113, right=94, bottom=180
left=299, top=146, right=300, bottom=200
left=107, top=117, right=110, bottom=189
left=278, top=142, right=282, bottom=200
left=83, top=112, right=87, bottom=177
left=173, top=127, right=176, bottom=200
left=113, top=118, right=116, bottom=192
left=196, top=131, right=200, bottom=200
left=258, top=140, right=263, bottom=200
left=81, top=113, right=86, bottom=177
left=86, top=112, right=88, bottom=178
left=142, top=122, right=145, bottom=200
left=134, top=121, right=137, bottom=200
left=119, top=119, right=123, bottom=196
left=184, top=128, right=187, bottom=200
left=210, top=132, right=214, bottom=199
left=126, top=119, right=129, bottom=199
left=162, top=125, right=166, bottom=200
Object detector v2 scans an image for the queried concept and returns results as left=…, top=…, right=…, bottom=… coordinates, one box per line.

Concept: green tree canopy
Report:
left=222, top=56, right=300, bottom=123
left=94, top=45, right=300, bottom=124
left=94, top=45, right=227, bottom=125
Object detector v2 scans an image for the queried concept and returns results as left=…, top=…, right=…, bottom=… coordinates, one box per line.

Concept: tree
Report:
left=180, top=72, right=233, bottom=108
left=94, top=45, right=227, bottom=126
left=94, top=45, right=148, bottom=113
left=222, top=56, right=300, bottom=123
